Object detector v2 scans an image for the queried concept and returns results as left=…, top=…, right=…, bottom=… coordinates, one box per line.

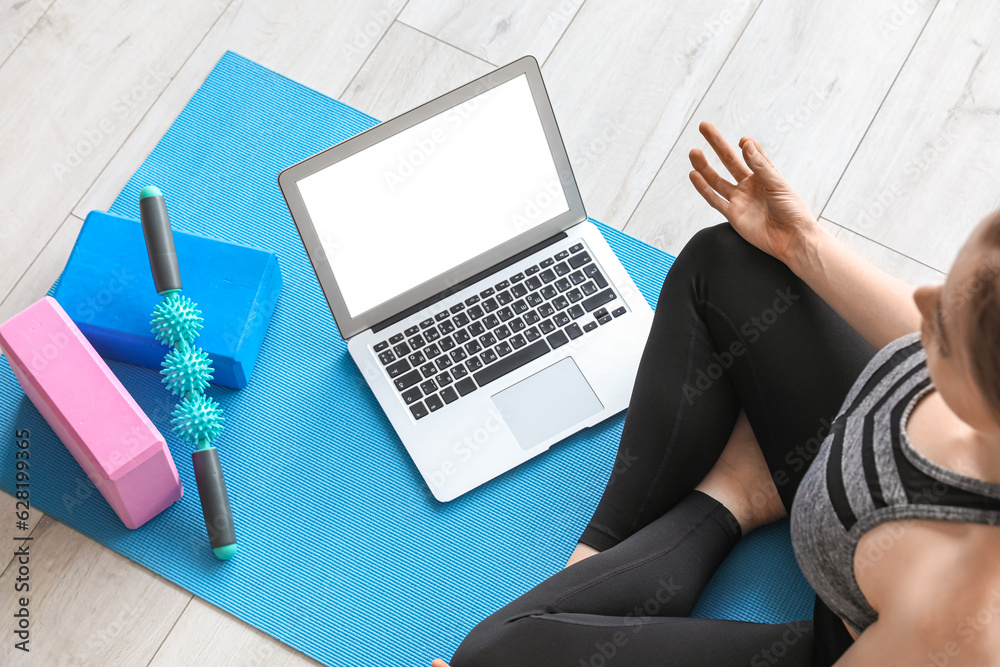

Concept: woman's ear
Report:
left=913, top=284, right=939, bottom=324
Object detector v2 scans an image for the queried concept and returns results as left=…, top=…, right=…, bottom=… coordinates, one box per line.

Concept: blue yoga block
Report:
left=54, top=210, right=282, bottom=389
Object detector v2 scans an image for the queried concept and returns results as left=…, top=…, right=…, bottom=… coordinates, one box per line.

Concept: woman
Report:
left=433, top=122, right=1000, bottom=666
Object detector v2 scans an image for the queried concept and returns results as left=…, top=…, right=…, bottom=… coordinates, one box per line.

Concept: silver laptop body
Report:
left=279, top=56, right=653, bottom=501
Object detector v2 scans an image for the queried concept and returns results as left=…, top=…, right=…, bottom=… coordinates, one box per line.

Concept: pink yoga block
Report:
left=0, top=296, right=182, bottom=529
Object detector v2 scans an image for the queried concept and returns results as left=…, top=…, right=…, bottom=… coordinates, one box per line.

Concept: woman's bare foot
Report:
left=431, top=660, right=451, bottom=667
left=565, top=542, right=599, bottom=568
left=695, top=409, right=787, bottom=534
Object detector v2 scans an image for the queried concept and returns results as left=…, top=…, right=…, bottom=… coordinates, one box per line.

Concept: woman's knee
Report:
left=674, top=222, right=761, bottom=272
left=449, top=612, right=524, bottom=667
left=662, top=222, right=792, bottom=307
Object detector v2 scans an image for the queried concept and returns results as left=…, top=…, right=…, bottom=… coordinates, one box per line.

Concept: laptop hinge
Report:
left=371, top=230, right=568, bottom=334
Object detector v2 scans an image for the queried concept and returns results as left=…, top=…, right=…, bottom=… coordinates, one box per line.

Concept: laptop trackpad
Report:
left=491, top=357, right=604, bottom=451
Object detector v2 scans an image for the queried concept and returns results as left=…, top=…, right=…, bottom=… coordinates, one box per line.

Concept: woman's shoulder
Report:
left=873, top=330, right=923, bottom=363
left=836, top=331, right=924, bottom=416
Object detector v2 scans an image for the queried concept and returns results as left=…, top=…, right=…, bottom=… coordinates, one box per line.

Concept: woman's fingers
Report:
left=689, top=148, right=736, bottom=198
left=739, top=136, right=775, bottom=167
left=689, top=169, right=730, bottom=216
left=740, top=139, right=784, bottom=189
left=699, top=121, right=752, bottom=181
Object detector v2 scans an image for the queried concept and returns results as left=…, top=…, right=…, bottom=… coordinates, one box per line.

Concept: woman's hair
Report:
left=965, top=209, right=1000, bottom=422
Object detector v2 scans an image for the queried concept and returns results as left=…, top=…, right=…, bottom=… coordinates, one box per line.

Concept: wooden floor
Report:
left=1, top=0, right=997, bottom=663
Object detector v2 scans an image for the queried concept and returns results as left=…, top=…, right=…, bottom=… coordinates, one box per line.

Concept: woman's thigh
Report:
left=678, top=223, right=876, bottom=507
left=585, top=223, right=876, bottom=550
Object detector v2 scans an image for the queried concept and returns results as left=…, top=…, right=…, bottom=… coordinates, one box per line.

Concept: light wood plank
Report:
left=0, top=515, right=191, bottom=664
left=0, top=213, right=83, bottom=323
left=622, top=0, right=936, bottom=254
left=340, top=21, right=494, bottom=120
left=822, top=0, right=1000, bottom=272
left=0, top=0, right=54, bottom=65
left=399, top=0, right=582, bottom=66
left=74, top=0, right=408, bottom=218
left=0, top=0, right=226, bottom=326
left=539, top=0, right=760, bottom=230
left=819, top=217, right=946, bottom=287
left=148, top=596, right=322, bottom=667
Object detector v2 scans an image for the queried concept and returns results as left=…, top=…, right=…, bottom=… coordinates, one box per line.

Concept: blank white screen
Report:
left=296, top=74, right=569, bottom=318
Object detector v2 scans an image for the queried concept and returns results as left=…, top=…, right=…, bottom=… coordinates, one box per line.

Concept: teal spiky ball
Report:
left=171, top=394, right=224, bottom=445
left=161, top=347, right=214, bottom=396
left=151, top=295, right=203, bottom=348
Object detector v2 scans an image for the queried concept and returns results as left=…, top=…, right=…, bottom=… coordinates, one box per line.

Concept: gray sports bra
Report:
left=790, top=332, right=1000, bottom=635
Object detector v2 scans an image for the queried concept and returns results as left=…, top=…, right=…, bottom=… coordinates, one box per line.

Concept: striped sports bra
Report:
left=790, top=332, right=1000, bottom=635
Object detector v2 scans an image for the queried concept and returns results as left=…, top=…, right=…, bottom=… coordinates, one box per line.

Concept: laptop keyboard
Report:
left=371, top=241, right=628, bottom=420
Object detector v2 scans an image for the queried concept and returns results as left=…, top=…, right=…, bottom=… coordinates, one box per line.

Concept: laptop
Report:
left=278, top=56, right=653, bottom=501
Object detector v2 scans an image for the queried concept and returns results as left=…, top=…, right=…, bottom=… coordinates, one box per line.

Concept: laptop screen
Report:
left=296, top=74, right=570, bottom=319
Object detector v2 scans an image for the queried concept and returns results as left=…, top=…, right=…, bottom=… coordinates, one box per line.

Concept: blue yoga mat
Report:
left=0, top=52, right=813, bottom=665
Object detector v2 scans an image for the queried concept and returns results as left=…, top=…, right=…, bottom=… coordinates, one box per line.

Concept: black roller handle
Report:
left=139, top=186, right=183, bottom=294
left=191, top=447, right=237, bottom=556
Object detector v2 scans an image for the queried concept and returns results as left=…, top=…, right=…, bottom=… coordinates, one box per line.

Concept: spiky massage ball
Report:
left=161, top=347, right=214, bottom=397
left=171, top=393, right=225, bottom=445
left=151, top=294, right=204, bottom=348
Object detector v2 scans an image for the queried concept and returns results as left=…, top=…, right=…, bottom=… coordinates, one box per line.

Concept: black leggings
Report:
left=450, top=223, right=874, bottom=667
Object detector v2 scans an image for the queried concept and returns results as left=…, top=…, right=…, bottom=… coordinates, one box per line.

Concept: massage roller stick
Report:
left=139, top=186, right=237, bottom=560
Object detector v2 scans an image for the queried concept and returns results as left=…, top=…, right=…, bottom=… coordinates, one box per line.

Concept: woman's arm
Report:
left=688, top=121, right=923, bottom=350
left=783, top=223, right=922, bottom=350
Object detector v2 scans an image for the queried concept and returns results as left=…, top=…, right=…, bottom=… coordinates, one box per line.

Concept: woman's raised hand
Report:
left=688, top=121, right=818, bottom=264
